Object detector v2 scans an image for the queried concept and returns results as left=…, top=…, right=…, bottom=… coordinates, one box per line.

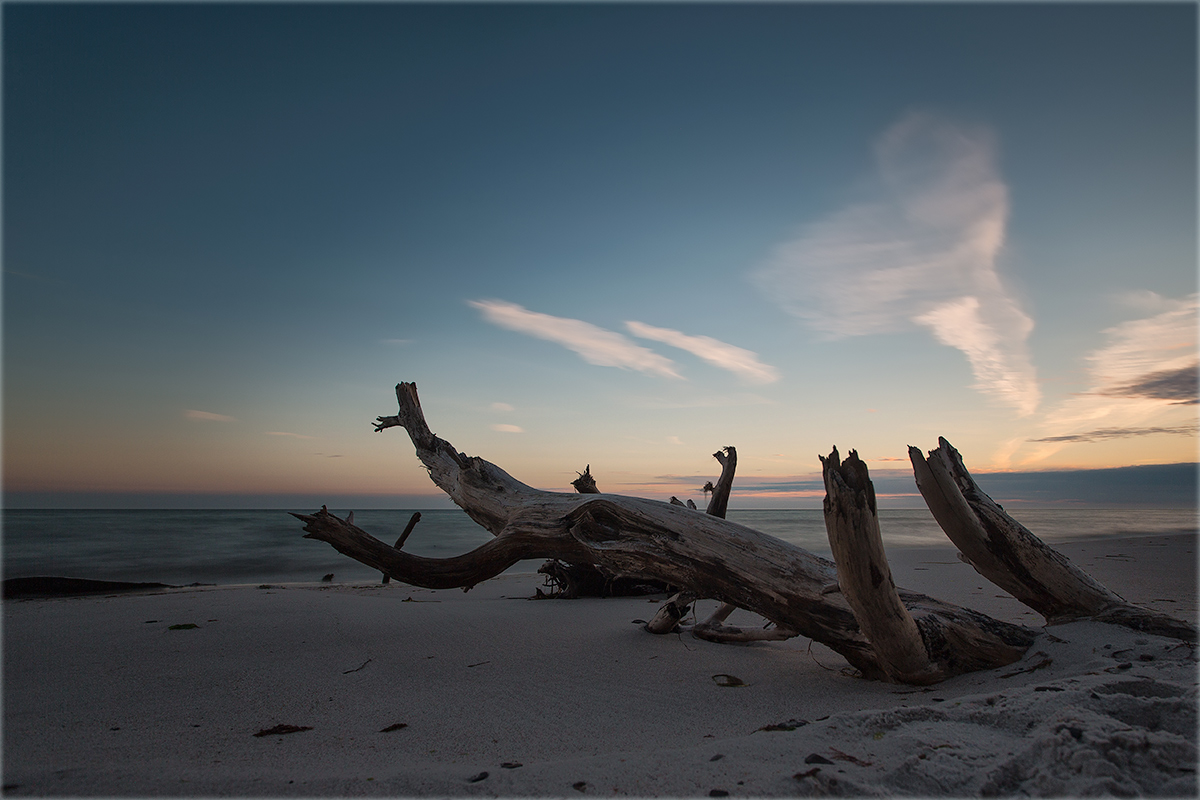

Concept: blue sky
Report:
left=4, top=3, right=1197, bottom=508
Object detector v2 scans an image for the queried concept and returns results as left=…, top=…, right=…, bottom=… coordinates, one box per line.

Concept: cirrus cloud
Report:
left=1019, top=293, right=1198, bottom=461
left=624, top=321, right=780, bottom=385
left=753, top=111, right=1039, bottom=416
left=185, top=409, right=235, bottom=422
left=469, top=299, right=681, bottom=379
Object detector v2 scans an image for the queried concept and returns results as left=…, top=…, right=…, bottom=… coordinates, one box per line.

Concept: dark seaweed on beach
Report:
left=253, top=724, right=312, bottom=737
left=379, top=723, right=407, bottom=733
left=168, top=624, right=199, bottom=630
left=757, top=719, right=808, bottom=732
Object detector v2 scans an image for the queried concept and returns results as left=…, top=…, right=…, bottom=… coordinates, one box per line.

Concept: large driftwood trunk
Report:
left=295, top=382, right=1194, bottom=683
left=296, top=383, right=1048, bottom=683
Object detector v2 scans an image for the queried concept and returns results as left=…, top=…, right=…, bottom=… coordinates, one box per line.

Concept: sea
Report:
left=3, top=507, right=1197, bottom=588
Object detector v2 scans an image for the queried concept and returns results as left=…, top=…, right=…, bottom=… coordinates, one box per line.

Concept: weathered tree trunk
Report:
left=823, top=448, right=940, bottom=683
left=539, top=465, right=672, bottom=599
left=910, top=438, right=1196, bottom=641
left=295, top=382, right=1054, bottom=683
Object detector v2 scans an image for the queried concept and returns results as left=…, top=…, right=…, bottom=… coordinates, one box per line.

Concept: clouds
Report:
left=469, top=299, right=778, bottom=385
left=753, top=111, right=1039, bottom=416
left=469, top=299, right=681, bottom=379
left=1025, top=294, right=1198, bottom=456
left=1087, top=294, right=1198, bottom=405
left=1030, top=424, right=1197, bottom=444
left=624, top=321, right=780, bottom=385
left=184, top=410, right=235, bottom=422
left=1101, top=364, right=1198, bottom=405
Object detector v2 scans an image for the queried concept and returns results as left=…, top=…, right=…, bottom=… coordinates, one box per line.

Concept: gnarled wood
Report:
left=823, top=448, right=940, bottom=684
left=538, top=465, right=671, bottom=599
left=644, top=590, right=696, bottom=634
left=704, top=447, right=736, bottom=518
left=572, top=465, right=600, bottom=494
left=298, top=382, right=1051, bottom=682
left=910, top=438, right=1196, bottom=641
left=647, top=445, right=761, bottom=638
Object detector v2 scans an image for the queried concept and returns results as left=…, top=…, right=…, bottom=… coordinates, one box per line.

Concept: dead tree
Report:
left=294, top=382, right=1194, bottom=684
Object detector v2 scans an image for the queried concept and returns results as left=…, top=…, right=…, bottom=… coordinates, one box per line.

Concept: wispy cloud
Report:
left=185, top=410, right=235, bottom=422
left=1101, top=364, right=1198, bottom=405
left=1022, top=294, right=1198, bottom=459
left=1030, top=424, right=1198, bottom=444
left=380, top=338, right=411, bottom=346
left=490, top=423, right=524, bottom=433
left=266, top=431, right=315, bottom=439
left=469, top=299, right=681, bottom=379
left=1086, top=294, right=1198, bottom=403
left=624, top=321, right=780, bottom=384
left=753, top=111, right=1039, bottom=416
left=490, top=402, right=515, bottom=412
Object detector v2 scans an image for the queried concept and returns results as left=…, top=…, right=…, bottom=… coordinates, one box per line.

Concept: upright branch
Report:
left=822, top=448, right=939, bottom=684
left=704, top=447, right=737, bottom=518
left=395, top=512, right=422, bottom=549
left=381, top=511, right=423, bottom=584
left=910, top=438, right=1196, bottom=641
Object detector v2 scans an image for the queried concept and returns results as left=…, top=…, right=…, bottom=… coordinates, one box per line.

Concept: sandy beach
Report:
left=4, top=533, right=1196, bottom=797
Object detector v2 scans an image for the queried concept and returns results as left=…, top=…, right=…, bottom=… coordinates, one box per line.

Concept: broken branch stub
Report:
left=822, top=447, right=939, bottom=684
left=572, top=465, right=600, bottom=494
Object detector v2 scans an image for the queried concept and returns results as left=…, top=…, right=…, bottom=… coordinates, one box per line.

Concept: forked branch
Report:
left=911, top=438, right=1196, bottom=641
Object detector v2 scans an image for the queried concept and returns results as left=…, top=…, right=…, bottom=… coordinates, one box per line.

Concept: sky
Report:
left=3, top=3, right=1197, bottom=509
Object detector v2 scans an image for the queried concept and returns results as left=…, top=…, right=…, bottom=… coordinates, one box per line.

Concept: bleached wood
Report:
left=910, top=438, right=1196, bottom=641
left=645, top=591, right=696, bottom=634
left=298, top=382, right=1044, bottom=682
left=823, top=447, right=940, bottom=684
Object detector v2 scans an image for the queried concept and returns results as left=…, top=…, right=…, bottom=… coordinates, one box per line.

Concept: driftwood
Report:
left=823, top=448, right=939, bottom=683
left=294, top=382, right=1194, bottom=684
left=910, top=438, right=1196, bottom=641
left=381, top=512, right=421, bottom=584
left=539, top=465, right=672, bottom=599
left=647, top=446, right=800, bottom=643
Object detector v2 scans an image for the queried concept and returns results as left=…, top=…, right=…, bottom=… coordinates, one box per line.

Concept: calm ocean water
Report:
left=3, top=507, right=1196, bottom=587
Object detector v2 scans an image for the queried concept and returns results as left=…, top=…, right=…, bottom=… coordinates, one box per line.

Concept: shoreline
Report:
left=4, top=534, right=1196, bottom=796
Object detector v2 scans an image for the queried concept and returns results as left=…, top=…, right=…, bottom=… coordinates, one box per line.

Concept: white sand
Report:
left=4, top=534, right=1196, bottom=797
